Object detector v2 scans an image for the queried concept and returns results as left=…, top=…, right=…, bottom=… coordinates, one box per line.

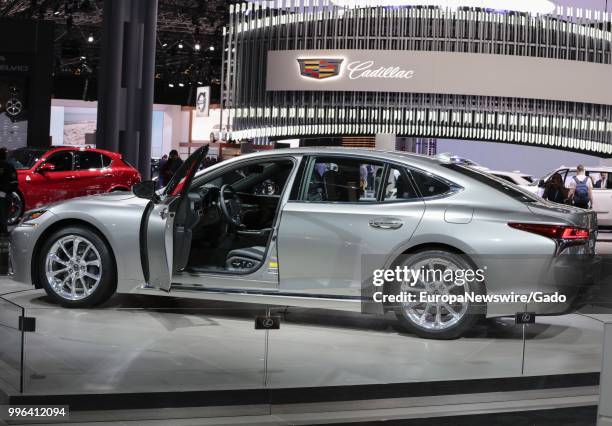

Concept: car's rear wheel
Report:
left=38, top=226, right=116, bottom=307
left=7, top=192, right=24, bottom=226
left=391, top=250, right=486, bottom=339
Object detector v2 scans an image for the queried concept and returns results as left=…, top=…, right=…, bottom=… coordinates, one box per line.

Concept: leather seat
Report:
left=226, top=246, right=266, bottom=270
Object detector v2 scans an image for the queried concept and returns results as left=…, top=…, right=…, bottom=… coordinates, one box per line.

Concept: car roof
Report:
left=36, top=146, right=122, bottom=158
left=489, top=170, right=531, bottom=176
left=232, top=146, right=443, bottom=167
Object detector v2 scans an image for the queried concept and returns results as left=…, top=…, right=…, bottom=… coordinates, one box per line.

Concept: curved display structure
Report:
left=222, top=2, right=612, bottom=156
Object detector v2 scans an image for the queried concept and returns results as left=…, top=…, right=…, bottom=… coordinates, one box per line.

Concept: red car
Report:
left=8, top=146, right=141, bottom=224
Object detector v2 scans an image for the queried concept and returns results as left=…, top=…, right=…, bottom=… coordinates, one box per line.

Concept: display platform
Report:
left=0, top=273, right=608, bottom=423
left=0, top=279, right=605, bottom=390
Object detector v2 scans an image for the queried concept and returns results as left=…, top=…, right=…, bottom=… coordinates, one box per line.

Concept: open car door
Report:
left=143, top=146, right=209, bottom=291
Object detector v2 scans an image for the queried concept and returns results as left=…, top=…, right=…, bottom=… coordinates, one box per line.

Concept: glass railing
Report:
left=0, top=295, right=25, bottom=394
left=20, top=296, right=268, bottom=395
left=0, top=262, right=609, bottom=404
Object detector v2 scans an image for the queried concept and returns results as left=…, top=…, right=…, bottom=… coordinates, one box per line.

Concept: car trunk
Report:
left=526, top=200, right=598, bottom=231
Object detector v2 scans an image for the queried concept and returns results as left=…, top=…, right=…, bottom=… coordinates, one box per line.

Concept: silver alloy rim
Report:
left=400, top=257, right=469, bottom=331
left=45, top=235, right=102, bottom=301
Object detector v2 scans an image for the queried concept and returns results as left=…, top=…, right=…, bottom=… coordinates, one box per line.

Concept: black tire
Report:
left=390, top=249, right=486, bottom=340
left=38, top=226, right=116, bottom=308
left=7, top=191, right=24, bottom=226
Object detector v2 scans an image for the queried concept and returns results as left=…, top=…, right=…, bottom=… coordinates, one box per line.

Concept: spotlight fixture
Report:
left=80, top=56, right=86, bottom=60
left=178, top=83, right=185, bottom=87
left=208, top=46, right=215, bottom=51
left=162, top=42, right=168, bottom=48
left=197, top=81, right=203, bottom=85
left=168, top=83, right=175, bottom=88
left=87, top=34, right=94, bottom=43
left=194, top=42, right=201, bottom=51
left=178, top=41, right=184, bottom=49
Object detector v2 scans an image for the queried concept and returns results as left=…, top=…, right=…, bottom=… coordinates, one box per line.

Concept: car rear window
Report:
left=444, top=164, right=539, bottom=203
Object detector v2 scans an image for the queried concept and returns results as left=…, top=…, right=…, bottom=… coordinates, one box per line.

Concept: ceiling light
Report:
left=162, top=42, right=168, bottom=47
left=208, top=46, right=215, bottom=51
left=197, top=81, right=203, bottom=85
left=178, top=42, right=184, bottom=49
left=80, top=56, right=86, bottom=60
left=194, top=42, right=201, bottom=51
left=330, top=0, right=555, bottom=14
left=168, top=83, right=174, bottom=88
left=178, top=83, right=185, bottom=87
left=87, top=35, right=94, bottom=43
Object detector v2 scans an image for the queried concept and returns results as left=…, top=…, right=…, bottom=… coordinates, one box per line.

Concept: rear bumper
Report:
left=526, top=253, right=601, bottom=315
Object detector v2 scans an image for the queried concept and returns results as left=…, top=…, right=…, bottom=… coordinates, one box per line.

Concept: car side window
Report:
left=410, top=168, right=451, bottom=198
left=75, top=152, right=103, bottom=170
left=45, top=151, right=73, bottom=172
left=564, top=170, right=577, bottom=188
left=101, top=154, right=112, bottom=168
left=384, top=168, right=420, bottom=201
left=303, top=157, right=383, bottom=203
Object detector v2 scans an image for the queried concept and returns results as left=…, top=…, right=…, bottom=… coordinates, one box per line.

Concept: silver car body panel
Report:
left=9, top=147, right=598, bottom=317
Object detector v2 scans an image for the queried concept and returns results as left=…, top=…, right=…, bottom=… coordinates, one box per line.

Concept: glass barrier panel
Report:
left=522, top=242, right=612, bottom=378
left=20, top=294, right=267, bottom=395
left=0, top=296, right=24, bottom=393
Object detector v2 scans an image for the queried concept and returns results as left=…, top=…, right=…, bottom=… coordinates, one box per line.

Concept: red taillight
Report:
left=508, top=223, right=589, bottom=241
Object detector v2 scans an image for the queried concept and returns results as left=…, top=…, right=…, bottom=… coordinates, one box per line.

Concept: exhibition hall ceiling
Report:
left=0, top=0, right=233, bottom=102
left=0, top=0, right=609, bottom=104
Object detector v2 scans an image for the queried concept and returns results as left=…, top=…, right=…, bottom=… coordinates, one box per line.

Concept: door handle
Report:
left=369, top=218, right=403, bottom=230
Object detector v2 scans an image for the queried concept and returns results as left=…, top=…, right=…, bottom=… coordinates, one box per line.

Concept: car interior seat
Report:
left=225, top=246, right=266, bottom=270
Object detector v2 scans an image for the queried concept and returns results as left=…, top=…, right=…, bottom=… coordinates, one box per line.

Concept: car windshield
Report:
left=8, top=148, right=48, bottom=170
left=444, top=164, right=539, bottom=203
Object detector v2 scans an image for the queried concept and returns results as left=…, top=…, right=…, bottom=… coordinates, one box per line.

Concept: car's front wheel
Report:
left=7, top=192, right=24, bottom=226
left=38, top=226, right=116, bottom=307
left=391, top=250, right=486, bottom=339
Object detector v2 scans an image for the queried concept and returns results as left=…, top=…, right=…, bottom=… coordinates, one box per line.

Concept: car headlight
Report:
left=19, top=210, right=48, bottom=226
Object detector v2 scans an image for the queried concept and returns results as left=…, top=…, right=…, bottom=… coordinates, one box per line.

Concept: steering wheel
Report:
left=219, top=184, right=243, bottom=227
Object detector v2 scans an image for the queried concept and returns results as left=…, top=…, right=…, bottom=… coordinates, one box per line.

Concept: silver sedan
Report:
left=9, top=147, right=598, bottom=339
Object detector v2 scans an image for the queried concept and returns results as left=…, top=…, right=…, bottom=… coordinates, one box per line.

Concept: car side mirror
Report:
left=538, top=179, right=545, bottom=188
left=37, top=162, right=55, bottom=173
left=133, top=180, right=158, bottom=201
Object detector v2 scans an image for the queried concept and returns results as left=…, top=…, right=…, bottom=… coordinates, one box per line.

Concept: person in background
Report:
left=542, top=172, right=566, bottom=204
left=157, top=154, right=168, bottom=188
left=160, top=150, right=183, bottom=187
left=595, top=172, right=610, bottom=189
left=567, top=165, right=593, bottom=209
left=0, top=148, right=18, bottom=236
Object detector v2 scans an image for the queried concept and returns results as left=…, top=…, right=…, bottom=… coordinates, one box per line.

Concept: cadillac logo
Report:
left=297, top=58, right=343, bottom=79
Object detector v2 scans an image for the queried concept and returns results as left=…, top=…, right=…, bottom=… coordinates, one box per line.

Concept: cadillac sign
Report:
left=266, top=50, right=612, bottom=106
left=297, top=58, right=343, bottom=79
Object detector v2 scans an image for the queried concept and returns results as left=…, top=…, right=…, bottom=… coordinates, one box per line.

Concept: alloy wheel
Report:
left=45, top=235, right=102, bottom=301
left=399, top=257, right=469, bottom=331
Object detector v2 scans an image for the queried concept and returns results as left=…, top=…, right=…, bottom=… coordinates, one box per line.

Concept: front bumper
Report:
left=9, top=213, right=55, bottom=286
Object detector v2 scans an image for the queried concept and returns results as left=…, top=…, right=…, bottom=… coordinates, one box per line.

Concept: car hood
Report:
left=45, top=191, right=149, bottom=213
left=527, top=200, right=597, bottom=229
